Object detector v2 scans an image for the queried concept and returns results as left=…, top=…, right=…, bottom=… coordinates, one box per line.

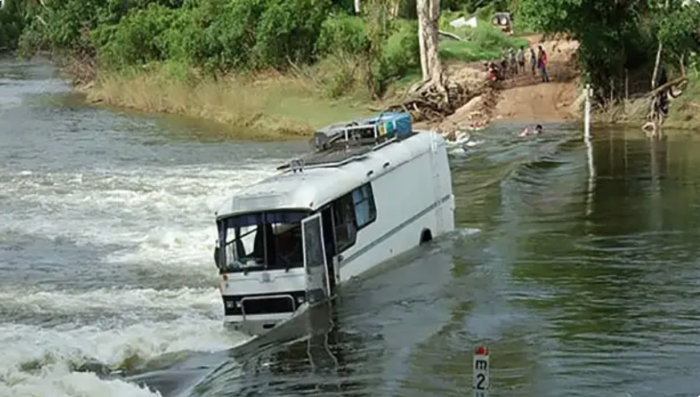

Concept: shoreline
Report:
left=71, top=64, right=375, bottom=140
left=57, top=41, right=699, bottom=140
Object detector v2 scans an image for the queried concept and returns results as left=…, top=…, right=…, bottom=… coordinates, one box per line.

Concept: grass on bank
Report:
left=666, top=77, right=700, bottom=129
left=592, top=75, right=700, bottom=130
left=439, top=18, right=531, bottom=63
left=86, top=63, right=372, bottom=141
left=85, top=24, right=528, bottom=139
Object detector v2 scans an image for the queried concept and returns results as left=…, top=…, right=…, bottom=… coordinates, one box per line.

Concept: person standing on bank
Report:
left=537, top=45, right=550, bottom=82
left=529, top=47, right=537, bottom=76
left=516, top=46, right=525, bottom=73
left=537, top=46, right=549, bottom=83
left=509, top=48, right=518, bottom=75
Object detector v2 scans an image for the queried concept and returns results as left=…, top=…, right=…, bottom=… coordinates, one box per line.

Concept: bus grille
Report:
left=222, top=291, right=305, bottom=316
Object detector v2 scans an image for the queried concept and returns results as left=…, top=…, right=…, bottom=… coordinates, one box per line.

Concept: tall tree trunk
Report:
left=651, top=43, right=663, bottom=90
left=426, top=0, right=443, bottom=84
left=645, top=0, right=670, bottom=138
left=417, top=5, right=428, bottom=81
left=389, top=0, right=400, bottom=18
left=416, top=0, right=430, bottom=81
left=416, top=0, right=443, bottom=84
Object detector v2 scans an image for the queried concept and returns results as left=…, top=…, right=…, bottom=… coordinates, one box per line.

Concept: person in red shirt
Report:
left=537, top=46, right=550, bottom=82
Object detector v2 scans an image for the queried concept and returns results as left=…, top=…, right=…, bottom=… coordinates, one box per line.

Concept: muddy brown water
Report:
left=1, top=57, right=700, bottom=397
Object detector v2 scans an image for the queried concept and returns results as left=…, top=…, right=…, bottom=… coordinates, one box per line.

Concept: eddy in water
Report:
left=519, top=124, right=543, bottom=137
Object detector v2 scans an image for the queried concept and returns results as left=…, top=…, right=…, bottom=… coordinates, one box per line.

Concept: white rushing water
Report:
left=0, top=60, right=295, bottom=396
left=0, top=163, right=280, bottom=397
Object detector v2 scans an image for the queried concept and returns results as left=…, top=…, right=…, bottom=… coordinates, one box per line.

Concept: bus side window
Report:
left=333, top=193, right=357, bottom=252
left=352, top=183, right=377, bottom=229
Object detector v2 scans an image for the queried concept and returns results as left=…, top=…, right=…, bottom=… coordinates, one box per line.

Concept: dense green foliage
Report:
left=0, top=0, right=33, bottom=50
left=442, top=0, right=509, bottom=13
left=315, top=12, right=420, bottom=97
left=7, top=0, right=424, bottom=97
left=18, top=0, right=336, bottom=70
left=2, top=0, right=697, bottom=104
left=5, top=0, right=524, bottom=98
left=518, top=0, right=700, bottom=99
left=439, top=22, right=528, bottom=62
left=4, top=0, right=519, bottom=68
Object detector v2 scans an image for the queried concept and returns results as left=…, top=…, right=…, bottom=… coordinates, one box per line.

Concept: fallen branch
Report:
left=438, top=30, right=463, bottom=41
left=644, top=76, right=688, bottom=98
left=371, top=78, right=474, bottom=122
left=670, top=54, right=687, bottom=98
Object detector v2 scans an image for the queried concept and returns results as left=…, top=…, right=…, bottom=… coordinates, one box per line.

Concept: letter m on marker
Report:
left=475, top=359, right=488, bottom=370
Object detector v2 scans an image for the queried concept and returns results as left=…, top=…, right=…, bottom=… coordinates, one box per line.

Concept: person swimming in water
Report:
left=519, top=124, right=543, bottom=137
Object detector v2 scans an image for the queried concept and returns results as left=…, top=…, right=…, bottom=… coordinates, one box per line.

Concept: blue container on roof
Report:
left=368, top=112, right=412, bottom=139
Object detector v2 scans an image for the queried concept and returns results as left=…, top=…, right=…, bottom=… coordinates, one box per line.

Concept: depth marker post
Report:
left=473, top=346, right=490, bottom=397
left=584, top=84, right=591, bottom=140
left=583, top=83, right=595, bottom=216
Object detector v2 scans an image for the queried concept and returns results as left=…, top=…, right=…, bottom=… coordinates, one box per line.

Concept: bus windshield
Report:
left=217, top=210, right=309, bottom=273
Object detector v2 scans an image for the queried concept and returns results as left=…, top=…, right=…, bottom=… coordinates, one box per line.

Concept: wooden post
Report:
left=625, top=69, right=629, bottom=100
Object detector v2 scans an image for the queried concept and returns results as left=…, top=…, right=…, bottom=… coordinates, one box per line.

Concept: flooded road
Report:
left=2, top=58, right=700, bottom=397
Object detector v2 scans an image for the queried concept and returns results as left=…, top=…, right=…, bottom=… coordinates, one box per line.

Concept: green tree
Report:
left=441, top=0, right=509, bottom=13
left=0, top=0, right=34, bottom=50
left=518, top=0, right=700, bottom=101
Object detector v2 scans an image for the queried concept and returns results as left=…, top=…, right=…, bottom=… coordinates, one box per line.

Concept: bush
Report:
left=475, top=3, right=497, bottom=22
left=252, top=0, right=332, bottom=68
left=438, top=24, right=529, bottom=63
left=19, top=0, right=334, bottom=72
left=316, top=14, right=369, bottom=56
left=463, top=24, right=519, bottom=49
left=0, top=0, right=32, bottom=50
left=91, top=4, right=177, bottom=69
left=313, top=16, right=418, bottom=99
left=373, top=19, right=419, bottom=88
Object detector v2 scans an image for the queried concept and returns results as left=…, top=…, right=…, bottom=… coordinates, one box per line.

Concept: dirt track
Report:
left=435, top=36, right=581, bottom=132
left=492, top=37, right=580, bottom=122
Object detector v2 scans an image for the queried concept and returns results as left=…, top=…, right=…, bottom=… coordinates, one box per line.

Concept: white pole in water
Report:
left=584, top=84, right=591, bottom=140
left=473, top=346, right=490, bottom=397
left=584, top=84, right=595, bottom=216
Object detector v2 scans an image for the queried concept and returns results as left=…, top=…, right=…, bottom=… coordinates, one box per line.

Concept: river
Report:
left=1, top=58, right=699, bottom=397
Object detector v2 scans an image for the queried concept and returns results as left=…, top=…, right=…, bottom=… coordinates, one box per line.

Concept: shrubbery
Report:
left=86, top=0, right=333, bottom=72
left=0, top=0, right=32, bottom=50
left=5, top=0, right=549, bottom=101
left=10, top=0, right=419, bottom=98
left=314, top=14, right=419, bottom=97
left=518, top=0, right=700, bottom=100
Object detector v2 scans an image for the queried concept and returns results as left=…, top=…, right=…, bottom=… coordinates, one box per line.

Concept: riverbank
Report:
left=71, top=36, right=699, bottom=139
left=420, top=35, right=581, bottom=134
left=71, top=39, right=538, bottom=138
left=591, top=78, right=700, bottom=132
left=439, top=35, right=700, bottom=135
left=63, top=22, right=531, bottom=139
left=74, top=63, right=374, bottom=141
